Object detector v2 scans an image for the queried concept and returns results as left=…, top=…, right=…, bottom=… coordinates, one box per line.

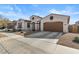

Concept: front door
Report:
left=32, top=22, right=35, bottom=31
left=37, top=22, right=40, bottom=31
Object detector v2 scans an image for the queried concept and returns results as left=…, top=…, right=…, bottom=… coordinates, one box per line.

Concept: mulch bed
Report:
left=57, top=33, right=79, bottom=49
left=14, top=31, right=33, bottom=36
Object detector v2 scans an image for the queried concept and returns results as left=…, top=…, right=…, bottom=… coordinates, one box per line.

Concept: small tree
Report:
left=0, top=15, right=11, bottom=29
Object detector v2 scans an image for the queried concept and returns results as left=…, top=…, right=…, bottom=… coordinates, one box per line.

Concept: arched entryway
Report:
left=32, top=22, right=35, bottom=31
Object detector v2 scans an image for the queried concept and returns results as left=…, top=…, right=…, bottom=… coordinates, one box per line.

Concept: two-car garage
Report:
left=40, top=14, right=70, bottom=33
left=43, top=22, right=63, bottom=32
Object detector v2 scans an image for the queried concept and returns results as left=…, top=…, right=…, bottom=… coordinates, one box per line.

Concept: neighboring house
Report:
left=15, top=19, right=31, bottom=31
left=75, top=21, right=79, bottom=25
left=30, top=14, right=70, bottom=32
left=7, top=21, right=17, bottom=30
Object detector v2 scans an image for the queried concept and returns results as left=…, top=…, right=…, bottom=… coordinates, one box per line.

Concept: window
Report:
left=27, top=23, right=30, bottom=28
left=32, top=17, right=34, bottom=20
left=18, top=22, right=22, bottom=28
left=50, top=16, right=53, bottom=20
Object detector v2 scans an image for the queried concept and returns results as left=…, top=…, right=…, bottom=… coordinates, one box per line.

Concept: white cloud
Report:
left=14, top=5, right=22, bottom=12
left=49, top=9, right=79, bottom=15
left=49, top=6, right=79, bottom=15
left=0, top=11, right=28, bottom=20
left=0, top=5, right=27, bottom=20
left=34, top=13, right=46, bottom=17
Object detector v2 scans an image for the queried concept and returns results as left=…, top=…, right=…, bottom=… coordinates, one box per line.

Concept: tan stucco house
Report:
left=30, top=14, right=70, bottom=32
left=15, top=13, right=70, bottom=33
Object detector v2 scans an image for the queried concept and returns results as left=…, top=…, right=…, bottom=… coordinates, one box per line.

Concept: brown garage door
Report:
left=44, top=22, right=63, bottom=32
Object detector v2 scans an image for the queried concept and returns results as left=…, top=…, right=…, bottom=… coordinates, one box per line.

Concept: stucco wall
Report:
left=41, top=14, right=69, bottom=32
left=15, top=20, right=23, bottom=30
left=23, top=22, right=31, bottom=31
left=15, top=20, right=31, bottom=31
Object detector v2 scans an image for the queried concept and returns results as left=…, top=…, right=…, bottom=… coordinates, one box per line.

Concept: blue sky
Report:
left=0, top=4, right=79, bottom=24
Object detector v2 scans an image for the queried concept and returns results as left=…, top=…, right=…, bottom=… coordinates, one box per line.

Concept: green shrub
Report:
left=73, top=37, right=79, bottom=43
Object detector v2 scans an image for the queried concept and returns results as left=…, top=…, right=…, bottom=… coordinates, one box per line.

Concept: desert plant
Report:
left=73, top=37, right=79, bottom=43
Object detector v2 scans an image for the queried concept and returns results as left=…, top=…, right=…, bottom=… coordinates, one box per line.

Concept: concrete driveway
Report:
left=0, top=32, right=59, bottom=54
left=0, top=32, right=79, bottom=54
left=25, top=31, right=63, bottom=39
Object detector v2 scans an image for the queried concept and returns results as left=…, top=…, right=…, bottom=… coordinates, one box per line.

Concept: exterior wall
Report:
left=15, top=20, right=23, bottom=30
left=41, top=14, right=69, bottom=32
left=15, top=22, right=18, bottom=30
left=15, top=20, right=31, bottom=31
left=30, top=23, right=32, bottom=31
left=21, top=20, right=25, bottom=30
left=23, top=22, right=31, bottom=31
left=15, top=21, right=19, bottom=30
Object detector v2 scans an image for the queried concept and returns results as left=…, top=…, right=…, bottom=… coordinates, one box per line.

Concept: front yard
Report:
left=0, top=31, right=79, bottom=54
left=58, top=33, right=79, bottom=49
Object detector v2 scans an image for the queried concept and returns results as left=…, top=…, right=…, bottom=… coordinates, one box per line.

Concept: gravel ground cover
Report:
left=58, top=33, right=79, bottom=49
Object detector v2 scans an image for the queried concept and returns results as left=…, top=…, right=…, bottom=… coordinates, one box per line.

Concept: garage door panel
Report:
left=44, top=22, right=63, bottom=32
